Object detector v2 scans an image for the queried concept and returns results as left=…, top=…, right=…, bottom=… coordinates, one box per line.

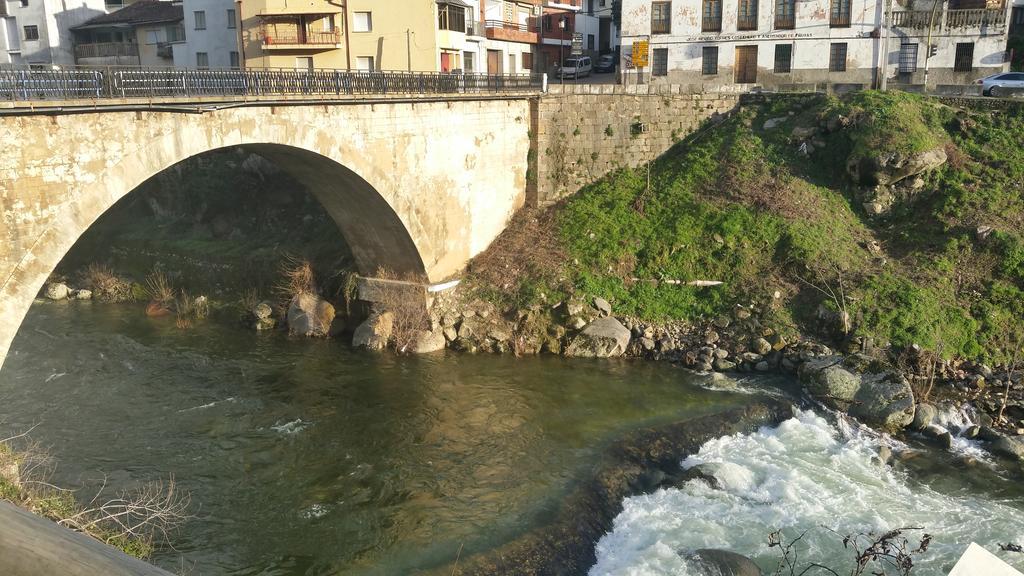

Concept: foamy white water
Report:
left=590, top=409, right=1024, bottom=576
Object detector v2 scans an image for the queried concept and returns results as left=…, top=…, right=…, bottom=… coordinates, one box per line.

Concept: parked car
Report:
left=979, top=72, right=1024, bottom=97
left=557, top=57, right=592, bottom=79
left=594, top=54, right=617, bottom=73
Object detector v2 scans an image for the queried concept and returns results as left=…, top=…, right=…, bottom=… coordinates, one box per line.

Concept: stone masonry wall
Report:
left=533, top=86, right=741, bottom=205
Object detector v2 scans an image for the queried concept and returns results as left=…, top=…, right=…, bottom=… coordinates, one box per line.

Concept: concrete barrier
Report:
left=948, top=542, right=1023, bottom=576
left=0, top=501, right=173, bottom=576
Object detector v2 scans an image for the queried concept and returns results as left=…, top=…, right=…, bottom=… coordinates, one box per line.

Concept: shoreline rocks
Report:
left=286, top=293, right=335, bottom=337
left=564, top=317, right=631, bottom=358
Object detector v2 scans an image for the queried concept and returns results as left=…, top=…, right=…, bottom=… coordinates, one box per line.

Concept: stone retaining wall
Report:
left=533, top=87, right=741, bottom=204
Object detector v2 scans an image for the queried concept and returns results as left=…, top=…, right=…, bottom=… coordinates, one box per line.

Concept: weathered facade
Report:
left=71, top=0, right=183, bottom=66
left=172, top=0, right=239, bottom=68
left=620, top=0, right=1011, bottom=91
left=0, top=0, right=106, bottom=66
left=0, top=97, right=531, bottom=368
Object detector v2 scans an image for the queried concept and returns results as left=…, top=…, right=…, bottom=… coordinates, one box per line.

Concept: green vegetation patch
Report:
left=474, top=91, right=1024, bottom=363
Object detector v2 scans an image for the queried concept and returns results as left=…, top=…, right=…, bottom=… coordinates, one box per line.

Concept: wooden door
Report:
left=487, top=49, right=502, bottom=74
left=734, top=45, right=758, bottom=84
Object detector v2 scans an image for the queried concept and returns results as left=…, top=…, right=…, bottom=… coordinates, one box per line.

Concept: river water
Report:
left=3, top=301, right=1024, bottom=575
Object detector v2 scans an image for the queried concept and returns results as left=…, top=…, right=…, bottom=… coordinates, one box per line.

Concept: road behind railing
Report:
left=0, top=66, right=546, bottom=102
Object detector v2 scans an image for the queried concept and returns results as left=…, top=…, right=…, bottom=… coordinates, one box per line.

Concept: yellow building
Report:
left=345, top=0, right=438, bottom=71
left=239, top=0, right=505, bottom=72
left=239, top=0, right=345, bottom=70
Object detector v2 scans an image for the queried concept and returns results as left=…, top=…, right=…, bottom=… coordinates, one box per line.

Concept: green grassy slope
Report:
left=477, top=92, right=1024, bottom=363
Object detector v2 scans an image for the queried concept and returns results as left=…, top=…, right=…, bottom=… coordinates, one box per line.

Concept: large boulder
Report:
left=848, top=147, right=947, bottom=187
left=352, top=311, right=394, bottom=351
left=44, top=282, right=69, bottom=300
left=684, top=549, right=762, bottom=576
left=798, top=356, right=861, bottom=408
left=286, top=293, right=335, bottom=337
left=988, top=433, right=1024, bottom=461
left=850, top=372, right=916, bottom=433
left=910, top=402, right=937, bottom=431
left=564, top=317, right=631, bottom=358
left=410, top=329, right=446, bottom=354
left=800, top=355, right=916, bottom=433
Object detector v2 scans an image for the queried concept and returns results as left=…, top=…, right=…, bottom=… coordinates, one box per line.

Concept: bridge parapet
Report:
left=0, top=67, right=544, bottom=105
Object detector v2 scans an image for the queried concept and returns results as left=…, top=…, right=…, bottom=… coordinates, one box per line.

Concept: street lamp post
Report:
left=556, top=15, right=571, bottom=84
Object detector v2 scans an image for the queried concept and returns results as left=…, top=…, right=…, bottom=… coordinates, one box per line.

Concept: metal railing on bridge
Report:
left=0, top=66, right=544, bottom=102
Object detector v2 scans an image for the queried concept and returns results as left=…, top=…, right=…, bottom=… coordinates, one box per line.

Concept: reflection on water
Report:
left=0, top=302, right=757, bottom=575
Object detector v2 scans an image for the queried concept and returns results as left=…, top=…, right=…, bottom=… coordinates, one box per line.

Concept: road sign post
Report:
left=571, top=32, right=584, bottom=80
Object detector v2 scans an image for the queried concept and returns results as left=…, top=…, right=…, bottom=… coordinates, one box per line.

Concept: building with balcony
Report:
left=536, top=0, right=604, bottom=72
left=71, top=0, right=182, bottom=66
left=1, top=0, right=106, bottom=66
left=239, top=0, right=344, bottom=70
left=234, top=0, right=547, bottom=74
left=885, top=0, right=1013, bottom=88
left=476, top=0, right=541, bottom=73
left=620, top=0, right=1011, bottom=91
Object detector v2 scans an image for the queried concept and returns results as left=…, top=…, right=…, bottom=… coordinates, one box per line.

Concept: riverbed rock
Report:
left=253, top=301, right=274, bottom=320
left=798, top=356, right=860, bottom=408
left=708, top=372, right=738, bottom=389
left=990, top=434, right=1024, bottom=461
left=564, top=317, right=631, bottom=358
left=352, top=311, right=394, bottom=350
left=713, top=358, right=737, bottom=372
left=410, top=329, right=446, bottom=354
left=911, top=403, right=937, bottom=431
left=287, top=294, right=335, bottom=337
left=72, top=289, right=93, bottom=300
left=922, top=424, right=953, bottom=450
left=684, top=549, right=762, bottom=576
left=850, top=372, right=916, bottom=433
left=877, top=445, right=893, bottom=466
left=593, top=297, right=612, bottom=316
left=752, top=337, right=772, bottom=355
left=44, top=282, right=69, bottom=300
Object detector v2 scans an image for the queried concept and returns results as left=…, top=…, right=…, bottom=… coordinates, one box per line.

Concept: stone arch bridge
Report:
left=0, top=96, right=534, bottom=367
left=0, top=68, right=738, bottom=370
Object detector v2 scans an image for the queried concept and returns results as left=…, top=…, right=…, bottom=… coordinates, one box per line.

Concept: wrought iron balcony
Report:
left=737, top=14, right=758, bottom=30
left=74, top=42, right=139, bottom=60
left=260, top=28, right=341, bottom=47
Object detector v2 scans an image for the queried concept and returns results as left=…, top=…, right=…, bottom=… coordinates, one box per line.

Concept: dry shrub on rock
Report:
left=372, top=266, right=430, bottom=353
left=275, top=257, right=317, bottom=303
left=144, top=271, right=175, bottom=306
left=82, top=264, right=134, bottom=303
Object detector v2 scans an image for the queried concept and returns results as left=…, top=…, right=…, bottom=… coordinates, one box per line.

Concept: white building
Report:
left=1, top=0, right=106, bottom=66
left=620, top=0, right=1012, bottom=91
left=171, top=0, right=237, bottom=68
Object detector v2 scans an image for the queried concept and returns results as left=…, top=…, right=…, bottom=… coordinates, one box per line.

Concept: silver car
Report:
left=979, top=72, right=1024, bottom=97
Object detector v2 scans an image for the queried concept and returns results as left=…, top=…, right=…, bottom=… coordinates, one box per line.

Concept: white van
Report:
left=557, top=57, right=592, bottom=79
